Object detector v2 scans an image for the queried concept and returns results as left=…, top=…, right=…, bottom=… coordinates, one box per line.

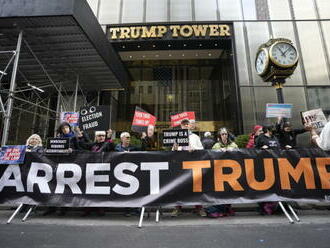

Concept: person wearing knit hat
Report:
left=246, top=125, right=263, bottom=148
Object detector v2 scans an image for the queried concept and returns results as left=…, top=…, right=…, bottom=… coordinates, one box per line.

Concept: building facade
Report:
left=84, top=0, right=330, bottom=139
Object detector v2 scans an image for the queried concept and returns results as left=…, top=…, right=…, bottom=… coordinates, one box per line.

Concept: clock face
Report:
left=255, top=49, right=269, bottom=75
left=270, top=42, right=298, bottom=67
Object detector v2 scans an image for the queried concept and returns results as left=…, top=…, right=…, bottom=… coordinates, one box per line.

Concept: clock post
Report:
left=255, top=38, right=299, bottom=104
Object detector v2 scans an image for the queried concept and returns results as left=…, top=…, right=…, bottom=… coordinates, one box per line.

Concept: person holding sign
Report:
left=276, top=117, right=308, bottom=149
left=172, top=119, right=203, bottom=151
left=310, top=120, right=330, bottom=151
left=80, top=131, right=115, bottom=152
left=171, top=119, right=206, bottom=217
left=141, top=125, right=157, bottom=151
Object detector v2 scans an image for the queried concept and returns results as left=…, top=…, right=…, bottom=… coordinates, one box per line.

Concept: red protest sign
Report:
left=170, top=111, right=195, bottom=127
left=131, top=107, right=157, bottom=133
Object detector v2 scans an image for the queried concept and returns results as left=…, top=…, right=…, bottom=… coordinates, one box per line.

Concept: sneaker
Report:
left=196, top=208, right=207, bottom=217
left=171, top=208, right=182, bottom=217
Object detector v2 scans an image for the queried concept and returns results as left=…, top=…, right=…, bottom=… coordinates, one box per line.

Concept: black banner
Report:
left=79, top=105, right=110, bottom=131
left=0, top=149, right=330, bottom=207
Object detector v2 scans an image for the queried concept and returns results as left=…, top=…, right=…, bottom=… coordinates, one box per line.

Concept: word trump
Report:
left=109, top=24, right=231, bottom=40
left=184, top=158, right=330, bottom=192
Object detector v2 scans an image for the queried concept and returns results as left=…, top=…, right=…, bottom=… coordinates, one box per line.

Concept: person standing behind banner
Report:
left=26, top=134, right=44, bottom=152
left=57, top=122, right=79, bottom=149
left=114, top=132, right=139, bottom=216
left=201, top=132, right=215, bottom=149
left=310, top=120, right=330, bottom=151
left=246, top=125, right=263, bottom=148
left=115, top=132, right=139, bottom=152
left=81, top=131, right=114, bottom=217
left=171, top=119, right=206, bottom=217
left=255, top=125, right=280, bottom=215
left=276, top=117, right=308, bottom=149
left=255, top=126, right=280, bottom=149
left=141, top=125, right=157, bottom=151
left=206, top=128, right=238, bottom=218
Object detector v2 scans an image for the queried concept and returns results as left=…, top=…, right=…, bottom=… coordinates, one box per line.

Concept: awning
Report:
left=0, top=0, right=129, bottom=91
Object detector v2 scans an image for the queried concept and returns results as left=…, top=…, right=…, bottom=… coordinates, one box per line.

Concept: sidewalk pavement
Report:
left=1, top=204, right=330, bottom=227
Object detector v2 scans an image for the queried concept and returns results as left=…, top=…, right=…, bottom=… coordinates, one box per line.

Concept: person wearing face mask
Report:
left=246, top=125, right=263, bottom=148
left=276, top=117, right=308, bottom=149
left=26, top=134, right=43, bottom=152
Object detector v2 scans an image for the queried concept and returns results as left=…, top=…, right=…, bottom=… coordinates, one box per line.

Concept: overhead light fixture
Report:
left=27, top=83, right=44, bottom=93
left=0, top=70, right=7, bottom=75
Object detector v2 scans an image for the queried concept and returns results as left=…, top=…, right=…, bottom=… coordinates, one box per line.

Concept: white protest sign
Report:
left=302, top=108, right=327, bottom=131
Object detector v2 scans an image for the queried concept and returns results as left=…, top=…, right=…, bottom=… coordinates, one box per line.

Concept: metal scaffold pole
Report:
left=1, top=31, right=23, bottom=146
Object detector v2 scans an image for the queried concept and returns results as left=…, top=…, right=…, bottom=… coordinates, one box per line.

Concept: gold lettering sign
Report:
left=108, top=24, right=231, bottom=40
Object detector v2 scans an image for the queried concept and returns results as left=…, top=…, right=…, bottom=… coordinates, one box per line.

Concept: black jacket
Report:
left=255, top=134, right=280, bottom=149
left=275, top=123, right=307, bottom=148
left=201, top=137, right=215, bottom=150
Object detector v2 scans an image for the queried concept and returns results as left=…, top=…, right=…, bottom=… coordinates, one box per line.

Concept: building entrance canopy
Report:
left=0, top=0, right=129, bottom=91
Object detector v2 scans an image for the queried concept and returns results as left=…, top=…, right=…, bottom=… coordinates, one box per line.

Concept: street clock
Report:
left=255, top=38, right=299, bottom=83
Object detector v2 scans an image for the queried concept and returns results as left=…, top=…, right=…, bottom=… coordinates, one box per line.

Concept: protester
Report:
left=310, top=120, right=330, bottom=151
left=114, top=132, right=139, bottom=216
left=82, top=131, right=115, bottom=152
left=80, top=130, right=114, bottom=217
left=115, top=132, right=139, bottom=152
left=172, top=119, right=204, bottom=151
left=255, top=125, right=280, bottom=149
left=171, top=119, right=206, bottom=217
left=254, top=125, right=280, bottom=215
left=276, top=117, right=308, bottom=149
left=212, top=127, right=238, bottom=150
left=105, top=129, right=114, bottom=143
left=201, top=131, right=215, bottom=149
left=205, top=128, right=238, bottom=218
left=25, top=134, right=43, bottom=152
left=141, top=125, right=157, bottom=151
left=56, top=122, right=82, bottom=150
left=246, top=125, right=263, bottom=148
